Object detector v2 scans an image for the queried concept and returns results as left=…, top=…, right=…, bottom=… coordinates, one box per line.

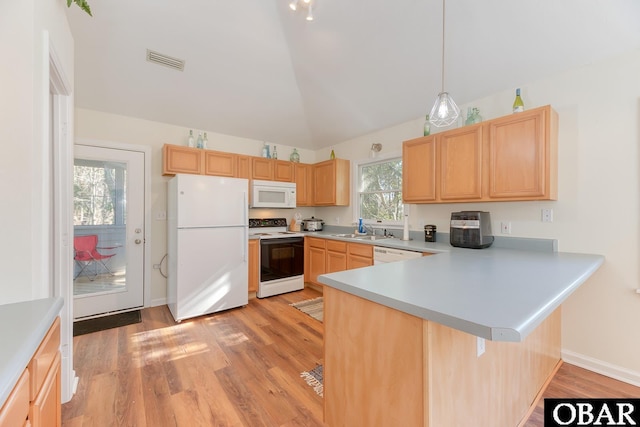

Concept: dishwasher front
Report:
left=373, top=247, right=423, bottom=265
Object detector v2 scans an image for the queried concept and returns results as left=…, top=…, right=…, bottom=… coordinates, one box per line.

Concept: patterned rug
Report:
left=300, top=364, right=323, bottom=397
left=290, top=297, right=323, bottom=322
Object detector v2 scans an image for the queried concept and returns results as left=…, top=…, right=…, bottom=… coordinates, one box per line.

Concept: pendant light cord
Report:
left=441, top=0, right=446, bottom=92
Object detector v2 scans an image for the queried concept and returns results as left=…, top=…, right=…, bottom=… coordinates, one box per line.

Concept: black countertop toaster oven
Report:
left=450, top=211, right=494, bottom=249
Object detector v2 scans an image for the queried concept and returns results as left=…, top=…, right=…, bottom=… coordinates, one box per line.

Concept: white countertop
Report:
left=315, top=234, right=603, bottom=342
left=0, top=297, right=63, bottom=405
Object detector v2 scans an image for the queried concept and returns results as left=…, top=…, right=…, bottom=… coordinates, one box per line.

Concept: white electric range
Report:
left=249, top=218, right=305, bottom=297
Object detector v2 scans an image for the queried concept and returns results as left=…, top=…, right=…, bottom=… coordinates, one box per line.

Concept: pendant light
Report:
left=289, top=0, right=298, bottom=10
left=429, top=0, right=459, bottom=127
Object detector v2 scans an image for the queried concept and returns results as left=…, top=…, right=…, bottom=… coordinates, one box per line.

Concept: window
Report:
left=73, top=159, right=127, bottom=226
left=356, top=157, right=403, bottom=223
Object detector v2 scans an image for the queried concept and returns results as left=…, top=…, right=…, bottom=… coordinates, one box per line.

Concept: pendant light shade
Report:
left=429, top=0, right=459, bottom=128
left=429, top=92, right=460, bottom=127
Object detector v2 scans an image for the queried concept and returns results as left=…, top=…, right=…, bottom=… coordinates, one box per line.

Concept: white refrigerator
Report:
left=167, top=174, right=249, bottom=322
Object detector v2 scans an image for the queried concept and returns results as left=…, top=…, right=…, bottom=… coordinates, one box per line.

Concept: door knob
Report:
left=135, top=239, right=142, bottom=244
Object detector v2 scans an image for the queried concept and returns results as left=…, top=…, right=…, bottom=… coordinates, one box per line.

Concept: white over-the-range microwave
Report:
left=251, top=180, right=296, bottom=209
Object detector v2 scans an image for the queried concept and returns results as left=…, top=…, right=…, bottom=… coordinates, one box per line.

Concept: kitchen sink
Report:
left=355, top=235, right=388, bottom=241
left=331, top=233, right=388, bottom=241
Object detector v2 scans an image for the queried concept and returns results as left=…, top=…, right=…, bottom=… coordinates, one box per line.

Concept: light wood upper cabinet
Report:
left=163, top=144, right=203, bottom=175
left=402, top=105, right=557, bottom=203
left=204, top=150, right=236, bottom=177
left=274, top=160, right=295, bottom=182
left=313, top=159, right=350, bottom=206
left=252, top=157, right=274, bottom=180
left=163, top=144, right=345, bottom=206
left=251, top=158, right=295, bottom=182
left=487, top=106, right=557, bottom=200
left=295, top=163, right=314, bottom=206
left=439, top=124, right=483, bottom=201
left=236, top=155, right=251, bottom=179
left=402, top=136, right=436, bottom=202
left=248, top=239, right=259, bottom=293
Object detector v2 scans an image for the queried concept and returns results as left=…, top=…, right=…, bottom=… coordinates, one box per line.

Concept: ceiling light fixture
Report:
left=289, top=0, right=316, bottom=21
left=428, top=0, right=459, bottom=127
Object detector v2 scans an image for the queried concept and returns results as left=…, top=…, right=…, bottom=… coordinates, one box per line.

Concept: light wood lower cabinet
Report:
left=346, top=243, right=373, bottom=270
left=325, top=240, right=347, bottom=274
left=305, top=238, right=374, bottom=286
left=305, top=237, right=327, bottom=287
left=0, top=370, right=29, bottom=427
left=323, top=287, right=561, bottom=427
left=248, top=239, right=259, bottom=293
left=0, top=318, right=61, bottom=427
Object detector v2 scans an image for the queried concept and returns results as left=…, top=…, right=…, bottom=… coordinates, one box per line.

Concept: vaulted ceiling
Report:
left=65, top=0, right=640, bottom=150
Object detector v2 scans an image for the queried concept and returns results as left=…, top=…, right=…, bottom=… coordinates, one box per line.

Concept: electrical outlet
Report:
left=156, top=211, right=167, bottom=221
left=501, top=221, right=512, bottom=234
left=477, top=337, right=486, bottom=357
left=541, top=208, right=553, bottom=223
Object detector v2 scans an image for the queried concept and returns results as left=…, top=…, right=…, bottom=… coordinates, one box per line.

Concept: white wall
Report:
left=74, top=108, right=317, bottom=304
left=320, top=48, right=640, bottom=379
left=0, top=0, right=74, bottom=303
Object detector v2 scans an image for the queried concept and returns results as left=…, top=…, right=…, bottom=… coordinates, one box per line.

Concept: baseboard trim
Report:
left=150, top=297, right=167, bottom=307
left=562, top=349, right=640, bottom=387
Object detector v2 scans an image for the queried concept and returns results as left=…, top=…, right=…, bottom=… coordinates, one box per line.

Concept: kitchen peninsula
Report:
left=318, top=243, right=604, bottom=426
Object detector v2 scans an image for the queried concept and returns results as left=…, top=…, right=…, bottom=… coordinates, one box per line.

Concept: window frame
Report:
left=351, top=150, right=403, bottom=227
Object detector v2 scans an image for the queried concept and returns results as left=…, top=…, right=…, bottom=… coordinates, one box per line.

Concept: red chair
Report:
left=74, top=235, right=117, bottom=280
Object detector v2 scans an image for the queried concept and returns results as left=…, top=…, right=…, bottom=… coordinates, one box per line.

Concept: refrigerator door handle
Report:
left=244, top=191, right=248, bottom=262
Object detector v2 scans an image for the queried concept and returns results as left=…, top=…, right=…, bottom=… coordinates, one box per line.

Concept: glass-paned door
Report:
left=73, top=144, right=145, bottom=319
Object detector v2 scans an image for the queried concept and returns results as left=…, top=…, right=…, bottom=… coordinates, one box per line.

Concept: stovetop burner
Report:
left=248, top=218, right=305, bottom=239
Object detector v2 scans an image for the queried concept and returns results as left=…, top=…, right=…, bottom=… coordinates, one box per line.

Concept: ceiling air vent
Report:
left=146, top=49, right=185, bottom=71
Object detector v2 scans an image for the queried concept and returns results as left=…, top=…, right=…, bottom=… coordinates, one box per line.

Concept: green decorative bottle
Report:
left=465, top=107, right=473, bottom=126
left=471, top=108, right=482, bottom=124
left=513, top=88, right=524, bottom=113
left=290, top=148, right=300, bottom=163
left=423, top=115, right=430, bottom=136
left=330, top=148, right=336, bottom=159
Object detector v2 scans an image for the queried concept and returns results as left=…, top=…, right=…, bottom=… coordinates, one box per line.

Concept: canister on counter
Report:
left=424, top=225, right=436, bottom=242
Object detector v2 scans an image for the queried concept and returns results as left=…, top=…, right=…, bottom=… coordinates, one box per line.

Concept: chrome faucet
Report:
left=362, top=223, right=376, bottom=235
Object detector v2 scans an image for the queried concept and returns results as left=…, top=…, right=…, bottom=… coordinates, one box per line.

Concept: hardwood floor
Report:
left=62, top=288, right=325, bottom=427
left=63, top=287, right=640, bottom=426
left=523, top=362, right=640, bottom=426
